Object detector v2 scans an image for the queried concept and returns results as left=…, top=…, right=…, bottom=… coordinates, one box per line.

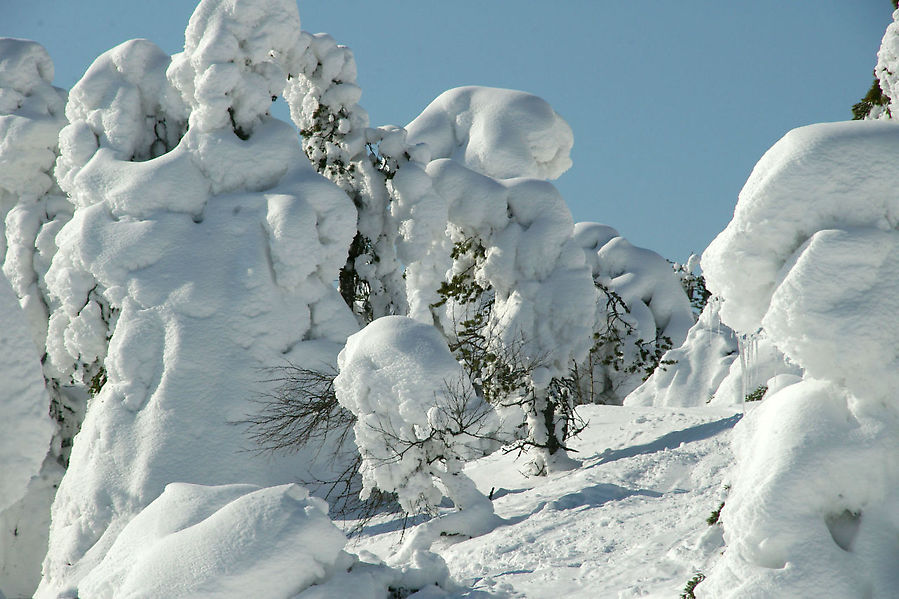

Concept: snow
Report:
left=700, top=117, right=899, bottom=596
left=626, top=300, right=739, bottom=408
left=405, top=86, right=573, bottom=181
left=702, top=120, right=899, bottom=335
left=6, top=2, right=898, bottom=597
left=352, top=404, right=740, bottom=598
left=574, top=222, right=694, bottom=404
left=35, top=1, right=360, bottom=595
left=0, top=273, right=53, bottom=515
left=336, top=317, right=485, bottom=513
left=78, top=483, right=347, bottom=598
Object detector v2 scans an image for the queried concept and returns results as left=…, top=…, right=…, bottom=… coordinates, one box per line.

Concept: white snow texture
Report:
left=700, top=118, right=899, bottom=597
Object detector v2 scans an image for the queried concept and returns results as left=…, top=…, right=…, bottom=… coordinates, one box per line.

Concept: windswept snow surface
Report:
left=352, top=404, right=740, bottom=598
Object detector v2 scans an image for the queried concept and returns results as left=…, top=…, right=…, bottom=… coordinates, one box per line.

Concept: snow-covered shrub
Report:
left=335, top=317, right=499, bottom=530
left=37, top=1, right=360, bottom=595
left=698, top=119, right=899, bottom=597
left=572, top=222, right=694, bottom=405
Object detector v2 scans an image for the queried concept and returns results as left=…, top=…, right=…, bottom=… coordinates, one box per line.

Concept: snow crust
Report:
left=406, top=86, right=573, bottom=181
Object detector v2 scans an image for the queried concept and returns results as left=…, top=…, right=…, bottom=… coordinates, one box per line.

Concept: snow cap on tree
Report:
left=168, top=0, right=304, bottom=136
left=406, top=86, right=573, bottom=181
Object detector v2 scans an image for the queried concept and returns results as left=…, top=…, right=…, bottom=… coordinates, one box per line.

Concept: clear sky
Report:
left=5, top=1, right=894, bottom=261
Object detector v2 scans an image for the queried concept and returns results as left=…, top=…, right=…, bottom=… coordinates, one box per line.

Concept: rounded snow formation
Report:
left=702, top=120, right=899, bottom=400
left=0, top=38, right=66, bottom=209
left=406, top=86, right=574, bottom=181
left=0, top=273, right=53, bottom=514
left=78, top=483, right=347, bottom=599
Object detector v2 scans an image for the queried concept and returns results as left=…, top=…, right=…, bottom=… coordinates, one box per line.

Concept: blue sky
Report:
left=5, top=1, right=894, bottom=261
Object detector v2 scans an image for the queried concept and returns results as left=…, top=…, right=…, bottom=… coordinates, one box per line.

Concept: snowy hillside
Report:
left=353, top=404, right=740, bottom=599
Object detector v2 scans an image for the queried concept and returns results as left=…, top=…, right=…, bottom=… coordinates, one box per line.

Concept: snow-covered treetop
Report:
left=0, top=38, right=66, bottom=202
left=168, top=0, right=304, bottom=136
left=703, top=120, right=899, bottom=334
left=56, top=39, right=185, bottom=200
left=575, top=222, right=694, bottom=346
left=406, top=86, right=574, bottom=181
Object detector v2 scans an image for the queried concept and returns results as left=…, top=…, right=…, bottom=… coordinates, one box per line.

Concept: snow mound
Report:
left=406, top=86, right=573, bottom=180
left=0, top=273, right=53, bottom=514
left=698, top=381, right=899, bottom=598
left=78, top=483, right=346, bottom=599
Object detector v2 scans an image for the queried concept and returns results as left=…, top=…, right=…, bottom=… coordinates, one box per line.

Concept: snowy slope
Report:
left=352, top=404, right=741, bottom=598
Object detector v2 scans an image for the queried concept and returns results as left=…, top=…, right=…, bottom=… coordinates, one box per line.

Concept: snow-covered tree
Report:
left=0, top=38, right=78, bottom=597
left=396, top=87, right=596, bottom=473
left=285, top=33, right=406, bottom=323
left=571, top=222, right=694, bottom=405
left=36, top=1, right=360, bottom=595
left=335, top=316, right=502, bottom=555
